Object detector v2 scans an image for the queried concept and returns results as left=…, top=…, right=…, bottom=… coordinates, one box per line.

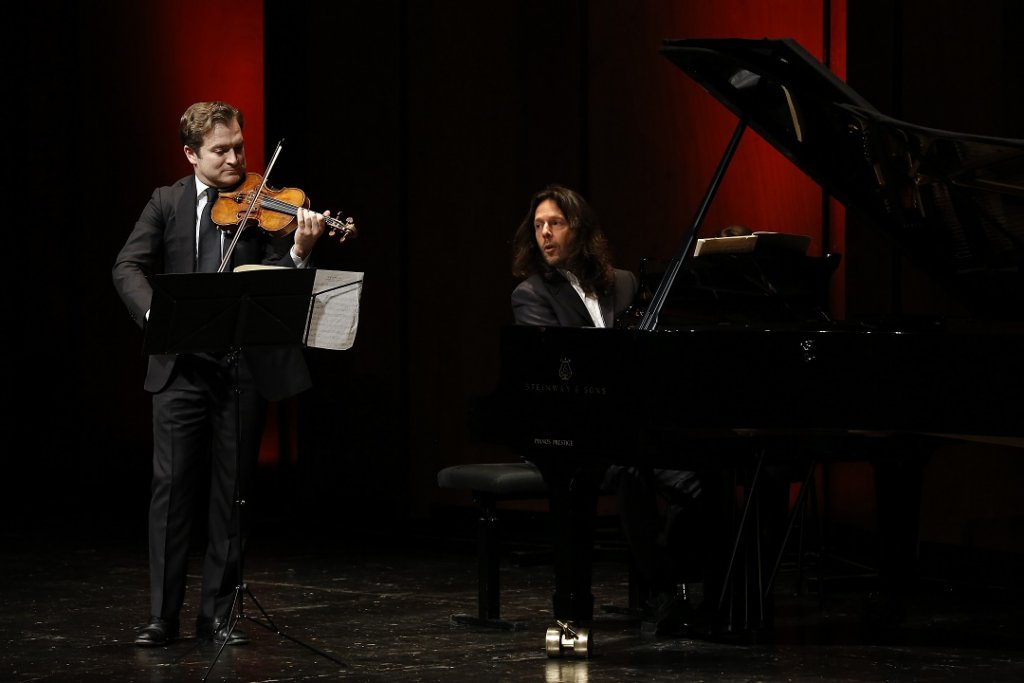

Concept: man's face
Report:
left=184, top=119, right=246, bottom=189
left=534, top=198, right=575, bottom=268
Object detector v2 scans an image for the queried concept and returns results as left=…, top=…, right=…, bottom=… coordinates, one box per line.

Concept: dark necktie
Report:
left=196, top=187, right=222, bottom=272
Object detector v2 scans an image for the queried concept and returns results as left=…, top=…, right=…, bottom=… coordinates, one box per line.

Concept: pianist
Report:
left=509, top=184, right=703, bottom=634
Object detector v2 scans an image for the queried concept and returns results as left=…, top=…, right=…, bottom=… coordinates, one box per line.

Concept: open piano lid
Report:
left=660, top=37, right=1024, bottom=318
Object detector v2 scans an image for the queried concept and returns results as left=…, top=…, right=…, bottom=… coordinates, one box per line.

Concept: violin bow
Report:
left=218, top=139, right=286, bottom=272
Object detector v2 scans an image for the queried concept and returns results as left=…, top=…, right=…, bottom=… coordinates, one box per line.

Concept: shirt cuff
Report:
left=290, top=245, right=309, bottom=269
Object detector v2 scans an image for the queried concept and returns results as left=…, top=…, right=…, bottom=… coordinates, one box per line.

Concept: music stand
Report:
left=144, top=269, right=316, bottom=355
left=144, top=269, right=347, bottom=677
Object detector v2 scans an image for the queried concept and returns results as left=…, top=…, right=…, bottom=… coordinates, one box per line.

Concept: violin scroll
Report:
left=325, top=213, right=357, bottom=244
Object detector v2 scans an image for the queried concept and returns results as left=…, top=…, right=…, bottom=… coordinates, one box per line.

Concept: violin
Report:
left=211, top=172, right=357, bottom=243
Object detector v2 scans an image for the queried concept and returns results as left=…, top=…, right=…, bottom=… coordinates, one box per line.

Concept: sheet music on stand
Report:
left=144, top=267, right=363, bottom=355
left=232, top=265, right=363, bottom=350
left=306, top=269, right=362, bottom=350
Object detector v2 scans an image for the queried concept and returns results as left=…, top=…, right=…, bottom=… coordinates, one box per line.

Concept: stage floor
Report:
left=3, top=513, right=1023, bottom=683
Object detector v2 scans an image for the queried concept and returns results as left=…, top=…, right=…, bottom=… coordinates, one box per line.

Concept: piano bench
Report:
left=437, top=462, right=549, bottom=631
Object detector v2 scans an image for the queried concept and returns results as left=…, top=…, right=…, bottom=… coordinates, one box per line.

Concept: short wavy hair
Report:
left=179, top=101, right=244, bottom=152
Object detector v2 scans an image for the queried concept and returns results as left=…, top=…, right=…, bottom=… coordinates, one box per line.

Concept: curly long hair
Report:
left=510, top=184, right=615, bottom=296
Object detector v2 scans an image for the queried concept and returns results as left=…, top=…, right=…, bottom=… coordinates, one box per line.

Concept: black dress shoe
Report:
left=196, top=616, right=249, bottom=646
left=134, top=617, right=179, bottom=647
left=640, top=592, right=696, bottom=637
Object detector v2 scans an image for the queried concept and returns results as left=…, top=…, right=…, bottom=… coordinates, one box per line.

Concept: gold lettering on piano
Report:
left=533, top=437, right=575, bottom=448
left=523, top=383, right=608, bottom=395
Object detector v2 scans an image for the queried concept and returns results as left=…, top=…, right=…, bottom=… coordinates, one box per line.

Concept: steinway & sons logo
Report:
left=521, top=357, right=608, bottom=396
left=558, top=357, right=572, bottom=380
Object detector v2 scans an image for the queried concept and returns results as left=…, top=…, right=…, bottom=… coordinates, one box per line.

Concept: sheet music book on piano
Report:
left=693, top=231, right=810, bottom=257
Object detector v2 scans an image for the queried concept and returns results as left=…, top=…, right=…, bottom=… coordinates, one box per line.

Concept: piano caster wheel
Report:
left=544, top=620, right=592, bottom=659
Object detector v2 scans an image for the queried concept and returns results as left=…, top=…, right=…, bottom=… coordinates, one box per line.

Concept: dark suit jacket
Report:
left=511, top=268, right=638, bottom=327
left=112, top=174, right=311, bottom=401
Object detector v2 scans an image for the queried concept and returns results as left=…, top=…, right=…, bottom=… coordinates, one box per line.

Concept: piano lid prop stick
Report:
left=640, top=117, right=748, bottom=331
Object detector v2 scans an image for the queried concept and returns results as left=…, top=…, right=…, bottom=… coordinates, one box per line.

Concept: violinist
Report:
left=112, top=100, right=332, bottom=647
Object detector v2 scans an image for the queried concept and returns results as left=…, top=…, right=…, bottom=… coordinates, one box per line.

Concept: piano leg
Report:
left=871, top=436, right=929, bottom=624
left=533, top=456, right=605, bottom=623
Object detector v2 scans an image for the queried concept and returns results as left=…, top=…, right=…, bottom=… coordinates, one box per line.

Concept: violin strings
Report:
left=256, top=194, right=348, bottom=229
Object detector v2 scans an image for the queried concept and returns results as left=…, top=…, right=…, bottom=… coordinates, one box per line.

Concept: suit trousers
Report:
left=148, top=352, right=267, bottom=622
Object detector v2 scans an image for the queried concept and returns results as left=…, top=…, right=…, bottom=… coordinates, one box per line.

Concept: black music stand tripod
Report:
left=144, top=270, right=346, bottom=679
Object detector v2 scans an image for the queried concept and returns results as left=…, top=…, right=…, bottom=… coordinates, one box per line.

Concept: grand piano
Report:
left=471, top=37, right=1024, bottom=645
